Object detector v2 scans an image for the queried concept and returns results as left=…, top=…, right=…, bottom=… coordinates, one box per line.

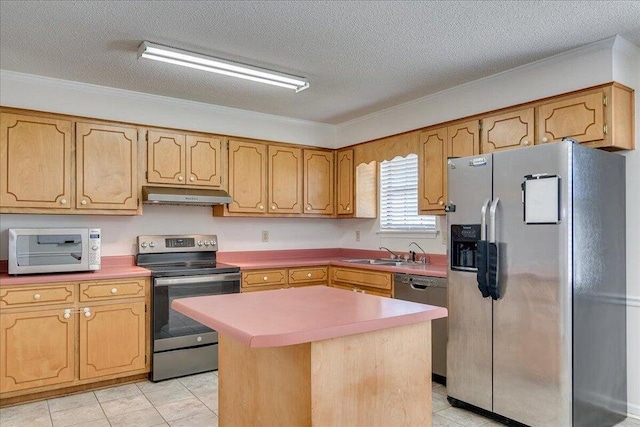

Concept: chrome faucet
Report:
left=409, top=241, right=428, bottom=264
left=379, top=246, right=400, bottom=259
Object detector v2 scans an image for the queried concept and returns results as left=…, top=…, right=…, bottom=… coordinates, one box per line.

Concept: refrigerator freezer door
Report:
left=446, top=155, right=493, bottom=411
left=491, top=143, right=573, bottom=426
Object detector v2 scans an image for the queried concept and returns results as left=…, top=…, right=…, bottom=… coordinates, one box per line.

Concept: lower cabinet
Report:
left=328, top=266, right=393, bottom=298
left=241, top=267, right=328, bottom=292
left=0, top=277, right=149, bottom=400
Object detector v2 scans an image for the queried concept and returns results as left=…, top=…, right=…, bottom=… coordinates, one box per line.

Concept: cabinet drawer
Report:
left=79, top=279, right=146, bottom=302
left=288, top=267, right=328, bottom=284
left=242, top=269, right=288, bottom=288
left=330, top=283, right=391, bottom=298
left=330, top=267, right=392, bottom=291
left=0, top=284, right=75, bottom=308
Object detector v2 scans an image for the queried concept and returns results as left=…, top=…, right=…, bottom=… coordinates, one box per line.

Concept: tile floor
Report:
left=1, top=373, right=640, bottom=427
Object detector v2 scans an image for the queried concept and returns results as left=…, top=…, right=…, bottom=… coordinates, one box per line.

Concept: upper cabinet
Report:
left=336, top=149, right=354, bottom=216
left=269, top=145, right=303, bottom=214
left=303, top=149, right=335, bottom=215
left=227, top=140, right=268, bottom=214
left=481, top=108, right=534, bottom=153
left=76, top=122, right=138, bottom=210
left=1, top=112, right=139, bottom=215
left=535, top=84, right=634, bottom=150
left=147, top=130, right=222, bottom=187
left=0, top=112, right=72, bottom=210
left=448, top=120, right=480, bottom=158
left=418, top=127, right=447, bottom=214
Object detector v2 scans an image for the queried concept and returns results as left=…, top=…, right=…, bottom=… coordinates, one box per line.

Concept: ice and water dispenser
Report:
left=450, top=224, right=481, bottom=271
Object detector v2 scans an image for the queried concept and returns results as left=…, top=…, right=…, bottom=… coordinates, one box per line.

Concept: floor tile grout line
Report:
left=46, top=399, right=54, bottom=427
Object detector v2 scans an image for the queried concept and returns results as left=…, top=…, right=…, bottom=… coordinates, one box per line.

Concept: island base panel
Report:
left=219, top=321, right=432, bottom=426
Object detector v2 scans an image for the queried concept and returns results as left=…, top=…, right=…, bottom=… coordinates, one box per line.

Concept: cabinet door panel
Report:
left=242, top=270, right=288, bottom=288
left=79, top=279, right=146, bottom=302
left=0, top=113, right=72, bottom=209
left=186, top=135, right=222, bottom=187
left=303, top=150, right=334, bottom=215
left=76, top=122, right=138, bottom=210
left=79, top=302, right=146, bottom=380
left=336, top=149, right=354, bottom=215
left=330, top=267, right=392, bottom=290
left=147, top=131, right=186, bottom=184
left=448, top=120, right=479, bottom=158
left=269, top=146, right=303, bottom=214
left=288, top=267, right=328, bottom=284
left=537, top=92, right=604, bottom=144
left=228, top=140, right=267, bottom=213
left=418, top=128, right=447, bottom=213
left=482, top=108, right=534, bottom=153
left=0, top=308, right=75, bottom=392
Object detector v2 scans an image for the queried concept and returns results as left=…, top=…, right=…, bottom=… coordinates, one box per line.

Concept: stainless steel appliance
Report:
left=446, top=141, right=626, bottom=426
left=393, top=273, right=447, bottom=383
left=136, top=234, right=240, bottom=382
left=8, top=228, right=101, bottom=275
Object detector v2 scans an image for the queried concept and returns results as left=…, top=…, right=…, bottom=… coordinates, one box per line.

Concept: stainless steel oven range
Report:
left=136, top=234, right=240, bottom=382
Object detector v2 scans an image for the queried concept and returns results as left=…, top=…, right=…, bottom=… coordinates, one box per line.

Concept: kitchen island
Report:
left=172, top=285, right=447, bottom=426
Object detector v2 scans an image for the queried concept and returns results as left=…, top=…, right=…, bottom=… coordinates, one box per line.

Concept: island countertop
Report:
left=172, top=285, right=447, bottom=348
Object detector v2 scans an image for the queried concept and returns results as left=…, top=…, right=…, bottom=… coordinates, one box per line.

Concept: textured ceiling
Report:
left=1, top=1, right=640, bottom=124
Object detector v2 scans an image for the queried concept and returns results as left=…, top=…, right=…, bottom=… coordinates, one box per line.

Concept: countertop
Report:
left=217, top=248, right=448, bottom=278
left=172, top=285, right=448, bottom=348
left=0, top=256, right=151, bottom=286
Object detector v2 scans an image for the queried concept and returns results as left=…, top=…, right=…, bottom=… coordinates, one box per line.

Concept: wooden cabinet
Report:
left=147, top=130, right=222, bottom=187
left=269, top=145, right=303, bottom=214
left=76, top=122, right=138, bottom=210
left=228, top=140, right=268, bottom=214
left=0, top=308, right=75, bottom=393
left=0, top=278, right=150, bottom=401
left=304, top=149, right=335, bottom=215
left=336, top=149, right=354, bottom=216
left=448, top=120, right=480, bottom=158
left=481, top=108, right=534, bottom=153
left=79, top=301, right=146, bottom=380
left=418, top=127, right=447, bottom=214
left=241, top=267, right=328, bottom=292
left=0, top=112, right=72, bottom=209
left=329, top=266, right=393, bottom=298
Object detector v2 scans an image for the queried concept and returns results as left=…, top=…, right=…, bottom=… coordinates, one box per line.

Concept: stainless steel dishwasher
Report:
left=394, top=273, right=447, bottom=383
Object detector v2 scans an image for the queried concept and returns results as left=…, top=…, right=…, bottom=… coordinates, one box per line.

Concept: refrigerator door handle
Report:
left=488, top=198, right=501, bottom=299
left=476, top=199, right=492, bottom=298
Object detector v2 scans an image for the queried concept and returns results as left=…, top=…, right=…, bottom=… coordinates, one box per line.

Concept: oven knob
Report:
left=196, top=336, right=203, bottom=342
left=197, top=241, right=203, bottom=246
left=141, top=242, right=148, bottom=248
left=204, top=241, right=210, bottom=246
left=149, top=242, right=156, bottom=248
left=209, top=240, right=215, bottom=246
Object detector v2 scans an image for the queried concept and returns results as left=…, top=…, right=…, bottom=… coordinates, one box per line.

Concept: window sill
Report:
left=376, top=230, right=438, bottom=238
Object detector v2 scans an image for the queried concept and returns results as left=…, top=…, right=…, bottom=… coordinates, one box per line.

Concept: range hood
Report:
left=142, top=186, right=232, bottom=206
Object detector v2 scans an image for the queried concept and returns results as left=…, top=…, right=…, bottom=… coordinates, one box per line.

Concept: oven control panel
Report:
left=137, top=235, right=218, bottom=253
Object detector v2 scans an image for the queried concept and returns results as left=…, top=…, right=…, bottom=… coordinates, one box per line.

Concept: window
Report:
left=379, top=154, right=436, bottom=232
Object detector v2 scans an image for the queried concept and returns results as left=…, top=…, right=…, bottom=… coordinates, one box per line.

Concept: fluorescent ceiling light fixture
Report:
left=138, top=41, right=309, bottom=92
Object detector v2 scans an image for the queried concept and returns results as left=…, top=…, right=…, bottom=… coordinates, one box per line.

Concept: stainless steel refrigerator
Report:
left=446, top=141, right=626, bottom=426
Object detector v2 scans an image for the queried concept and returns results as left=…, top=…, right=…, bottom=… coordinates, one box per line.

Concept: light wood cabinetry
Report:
left=418, top=127, right=447, bottom=214
left=241, top=267, right=328, bottom=292
left=0, top=112, right=72, bottom=209
left=336, top=149, right=354, bottom=216
left=0, top=277, right=150, bottom=401
left=448, top=120, right=480, bottom=158
left=76, top=122, right=138, bottom=210
left=481, top=108, right=535, bottom=153
left=329, top=266, right=393, bottom=298
left=227, top=140, right=268, bottom=214
left=147, top=131, right=222, bottom=187
left=0, top=308, right=76, bottom=393
left=269, top=145, right=303, bottom=214
left=304, top=149, right=335, bottom=215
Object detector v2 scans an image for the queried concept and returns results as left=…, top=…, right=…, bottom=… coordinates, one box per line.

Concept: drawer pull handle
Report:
left=189, top=176, right=195, bottom=182
left=259, top=205, right=264, bottom=210
left=33, top=293, right=41, bottom=300
left=178, top=176, right=184, bottom=181
left=85, top=311, right=92, bottom=318
left=111, top=288, right=118, bottom=294
left=60, top=198, right=67, bottom=205
left=307, top=273, right=312, bottom=278
left=263, top=276, right=268, bottom=281
left=63, top=309, right=71, bottom=319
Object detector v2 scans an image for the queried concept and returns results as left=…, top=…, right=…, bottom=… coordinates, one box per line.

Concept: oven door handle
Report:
left=154, top=273, right=241, bottom=287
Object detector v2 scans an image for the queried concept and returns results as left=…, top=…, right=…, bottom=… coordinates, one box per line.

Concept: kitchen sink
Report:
left=341, top=259, right=419, bottom=267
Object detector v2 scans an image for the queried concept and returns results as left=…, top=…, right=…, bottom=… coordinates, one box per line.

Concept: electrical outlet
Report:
left=441, top=230, right=447, bottom=246
left=355, top=230, right=361, bottom=242
left=261, top=230, right=269, bottom=242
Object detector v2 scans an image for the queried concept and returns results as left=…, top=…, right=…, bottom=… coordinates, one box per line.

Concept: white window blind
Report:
left=379, top=154, right=436, bottom=231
